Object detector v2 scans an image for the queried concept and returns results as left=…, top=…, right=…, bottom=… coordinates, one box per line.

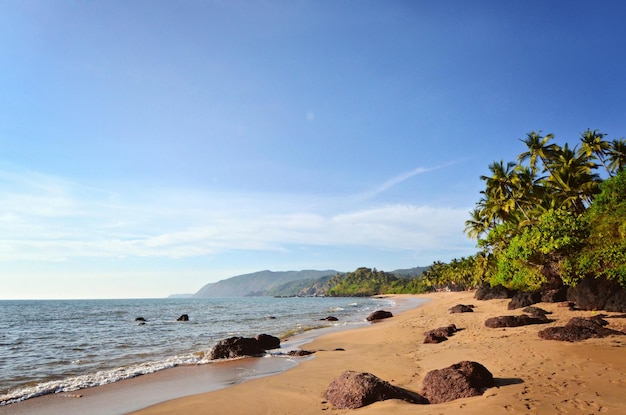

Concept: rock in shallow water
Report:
left=366, top=310, right=393, bottom=321
left=208, top=334, right=281, bottom=360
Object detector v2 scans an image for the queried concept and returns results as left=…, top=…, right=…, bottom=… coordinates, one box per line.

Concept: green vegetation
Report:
left=466, top=129, right=626, bottom=291
left=326, top=129, right=626, bottom=296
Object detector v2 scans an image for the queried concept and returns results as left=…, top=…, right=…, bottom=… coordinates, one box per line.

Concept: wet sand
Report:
left=5, top=292, right=626, bottom=414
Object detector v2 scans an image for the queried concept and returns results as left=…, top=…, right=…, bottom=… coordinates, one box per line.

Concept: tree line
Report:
left=326, top=129, right=626, bottom=296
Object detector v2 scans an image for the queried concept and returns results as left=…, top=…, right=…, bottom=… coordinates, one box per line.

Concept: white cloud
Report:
left=0, top=167, right=474, bottom=263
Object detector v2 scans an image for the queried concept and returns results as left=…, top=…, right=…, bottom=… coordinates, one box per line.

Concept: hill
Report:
left=193, top=270, right=338, bottom=297
left=391, top=266, right=429, bottom=277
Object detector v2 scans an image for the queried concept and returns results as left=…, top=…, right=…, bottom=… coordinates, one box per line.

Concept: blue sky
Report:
left=2, top=1, right=626, bottom=299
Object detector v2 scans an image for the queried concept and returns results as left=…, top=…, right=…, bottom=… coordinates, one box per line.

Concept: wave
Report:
left=0, top=354, right=203, bottom=406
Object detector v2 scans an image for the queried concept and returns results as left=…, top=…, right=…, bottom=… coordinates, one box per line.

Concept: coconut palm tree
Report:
left=544, top=143, right=600, bottom=214
left=579, top=129, right=611, bottom=176
left=518, top=131, right=558, bottom=173
left=607, top=138, right=626, bottom=174
left=464, top=207, right=490, bottom=240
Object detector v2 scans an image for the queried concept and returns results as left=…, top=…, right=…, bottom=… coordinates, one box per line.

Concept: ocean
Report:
left=0, top=296, right=403, bottom=406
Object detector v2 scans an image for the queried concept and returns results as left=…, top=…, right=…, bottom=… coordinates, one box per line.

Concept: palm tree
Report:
left=607, top=138, right=626, bottom=174
left=513, top=164, right=547, bottom=223
left=579, top=129, right=611, bottom=176
left=464, top=207, right=490, bottom=240
left=518, top=131, right=558, bottom=173
left=544, top=143, right=600, bottom=214
left=480, top=160, right=532, bottom=225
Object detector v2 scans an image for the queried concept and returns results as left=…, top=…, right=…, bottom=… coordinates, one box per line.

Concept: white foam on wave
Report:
left=0, top=353, right=206, bottom=406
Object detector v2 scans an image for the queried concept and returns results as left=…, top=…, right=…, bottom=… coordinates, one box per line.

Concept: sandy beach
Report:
left=128, top=291, right=625, bottom=415
left=5, top=291, right=626, bottom=414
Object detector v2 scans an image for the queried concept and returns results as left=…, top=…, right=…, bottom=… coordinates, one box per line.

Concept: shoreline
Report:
left=129, top=291, right=626, bottom=415
left=5, top=292, right=626, bottom=414
left=1, top=296, right=423, bottom=415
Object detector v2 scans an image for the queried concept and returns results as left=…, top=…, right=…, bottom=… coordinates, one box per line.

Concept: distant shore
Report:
left=6, top=292, right=626, bottom=414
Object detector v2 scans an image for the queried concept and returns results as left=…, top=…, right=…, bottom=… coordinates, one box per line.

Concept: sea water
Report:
left=0, top=296, right=397, bottom=405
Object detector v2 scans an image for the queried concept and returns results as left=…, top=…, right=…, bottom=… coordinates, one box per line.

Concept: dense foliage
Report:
left=466, top=129, right=626, bottom=290
left=326, top=267, right=409, bottom=296
left=325, top=129, right=626, bottom=297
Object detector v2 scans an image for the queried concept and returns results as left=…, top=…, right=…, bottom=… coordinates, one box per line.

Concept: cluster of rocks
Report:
left=538, top=315, right=626, bottom=342
left=423, top=324, right=459, bottom=344
left=476, top=277, right=626, bottom=313
left=323, top=361, right=494, bottom=409
left=134, top=314, right=190, bottom=325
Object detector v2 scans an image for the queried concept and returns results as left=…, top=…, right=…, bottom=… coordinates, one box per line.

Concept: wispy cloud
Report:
left=0, top=167, right=475, bottom=263
left=366, top=162, right=455, bottom=198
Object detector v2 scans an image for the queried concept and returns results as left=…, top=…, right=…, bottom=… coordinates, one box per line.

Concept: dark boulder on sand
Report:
left=567, top=276, right=626, bottom=312
left=423, top=332, right=448, bottom=344
left=508, top=291, right=541, bottom=310
left=324, top=371, right=427, bottom=409
left=475, top=284, right=515, bottom=300
left=208, top=334, right=280, bottom=360
left=485, top=314, right=549, bottom=328
left=605, top=290, right=626, bottom=312
left=421, top=361, right=494, bottom=404
left=522, top=306, right=551, bottom=318
left=540, top=287, right=568, bottom=303
left=366, top=310, right=393, bottom=321
left=538, top=316, right=625, bottom=342
left=423, top=324, right=458, bottom=343
left=449, top=304, right=474, bottom=313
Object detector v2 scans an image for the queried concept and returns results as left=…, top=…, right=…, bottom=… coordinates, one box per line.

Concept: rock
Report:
left=540, top=287, right=568, bottom=303
left=474, top=284, right=515, bottom=300
left=208, top=336, right=266, bottom=360
left=484, top=314, right=549, bottom=328
left=321, top=316, right=339, bottom=321
left=424, top=332, right=448, bottom=344
left=605, top=290, right=626, bottom=312
left=287, top=350, right=314, bottom=357
left=538, top=316, right=625, bottom=342
left=255, top=334, right=281, bottom=350
left=508, top=291, right=541, bottom=310
left=449, top=304, right=474, bottom=313
left=566, top=315, right=609, bottom=329
left=423, top=324, right=458, bottom=344
left=366, top=310, right=393, bottom=321
left=567, top=276, right=626, bottom=311
left=324, top=371, right=427, bottom=409
left=522, top=306, right=551, bottom=318
left=421, top=361, right=494, bottom=404
left=135, top=317, right=146, bottom=322
left=424, top=325, right=457, bottom=337
left=177, top=314, right=189, bottom=321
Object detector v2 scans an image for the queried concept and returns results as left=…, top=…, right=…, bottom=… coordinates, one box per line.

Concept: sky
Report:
left=2, top=0, right=626, bottom=299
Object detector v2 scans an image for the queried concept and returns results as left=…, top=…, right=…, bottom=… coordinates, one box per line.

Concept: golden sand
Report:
left=129, top=291, right=626, bottom=415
